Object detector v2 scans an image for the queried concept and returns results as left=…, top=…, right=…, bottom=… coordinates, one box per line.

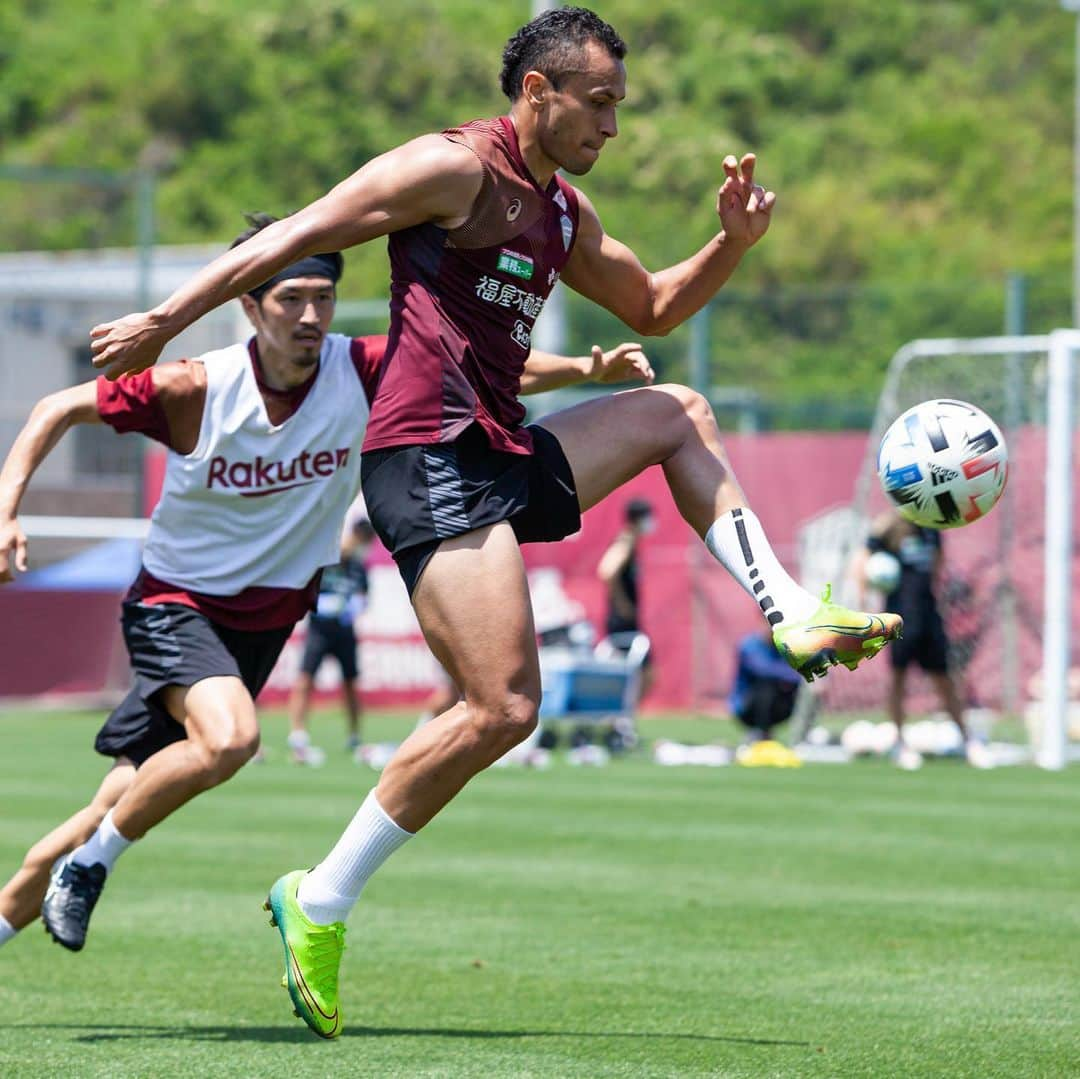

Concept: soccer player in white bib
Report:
left=0, top=213, right=654, bottom=955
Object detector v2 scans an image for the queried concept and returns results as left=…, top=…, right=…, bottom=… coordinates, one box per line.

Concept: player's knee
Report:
left=192, top=719, right=260, bottom=782
left=217, top=729, right=260, bottom=777
left=503, top=695, right=540, bottom=743
left=666, top=384, right=716, bottom=433
left=646, top=384, right=717, bottom=449
left=472, top=691, right=539, bottom=749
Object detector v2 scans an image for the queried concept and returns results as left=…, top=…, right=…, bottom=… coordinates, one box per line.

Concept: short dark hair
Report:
left=230, top=211, right=281, bottom=251
left=499, top=6, right=627, bottom=102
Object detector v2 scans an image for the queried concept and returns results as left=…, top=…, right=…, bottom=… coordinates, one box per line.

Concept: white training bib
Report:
left=142, top=334, right=367, bottom=594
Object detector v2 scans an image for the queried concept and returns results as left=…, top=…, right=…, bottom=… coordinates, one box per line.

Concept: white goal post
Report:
left=20, top=515, right=151, bottom=540
left=802, top=330, right=1077, bottom=770
left=1041, top=331, right=1078, bottom=769
left=882, top=331, right=1074, bottom=770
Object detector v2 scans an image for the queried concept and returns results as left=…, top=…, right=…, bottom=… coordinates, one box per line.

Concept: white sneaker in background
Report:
left=892, top=744, right=924, bottom=771
left=294, top=744, right=326, bottom=767
left=287, top=730, right=325, bottom=767
left=964, top=739, right=996, bottom=770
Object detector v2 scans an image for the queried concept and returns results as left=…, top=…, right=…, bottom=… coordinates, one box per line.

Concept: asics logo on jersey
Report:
left=206, top=447, right=352, bottom=495
left=506, top=197, right=522, bottom=222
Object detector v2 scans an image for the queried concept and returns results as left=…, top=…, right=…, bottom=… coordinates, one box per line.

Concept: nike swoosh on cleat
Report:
left=287, top=942, right=339, bottom=1025
left=808, top=617, right=885, bottom=637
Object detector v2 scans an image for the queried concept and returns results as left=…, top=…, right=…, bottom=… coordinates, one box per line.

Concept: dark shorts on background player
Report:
left=94, top=602, right=292, bottom=765
left=361, top=422, right=581, bottom=594
left=604, top=629, right=654, bottom=669
left=888, top=605, right=949, bottom=673
left=300, top=617, right=359, bottom=681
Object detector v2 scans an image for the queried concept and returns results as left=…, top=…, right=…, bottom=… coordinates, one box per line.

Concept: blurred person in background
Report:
left=597, top=497, right=655, bottom=697
left=856, top=510, right=992, bottom=771
left=0, top=210, right=652, bottom=954
left=287, top=517, right=375, bottom=764
left=729, top=627, right=804, bottom=743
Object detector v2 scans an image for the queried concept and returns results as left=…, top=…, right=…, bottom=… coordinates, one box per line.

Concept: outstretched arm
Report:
left=597, top=533, right=634, bottom=584
left=519, top=342, right=655, bottom=395
left=90, top=136, right=484, bottom=381
left=0, top=383, right=102, bottom=582
left=561, top=154, right=775, bottom=336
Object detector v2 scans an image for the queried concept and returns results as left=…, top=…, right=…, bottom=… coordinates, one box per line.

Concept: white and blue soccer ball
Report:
left=877, top=399, right=1008, bottom=529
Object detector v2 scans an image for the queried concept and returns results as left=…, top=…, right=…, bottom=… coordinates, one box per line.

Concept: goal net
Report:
left=797, top=333, right=1079, bottom=768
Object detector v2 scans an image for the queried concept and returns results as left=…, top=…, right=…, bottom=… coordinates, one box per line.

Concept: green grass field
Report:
left=0, top=708, right=1077, bottom=1078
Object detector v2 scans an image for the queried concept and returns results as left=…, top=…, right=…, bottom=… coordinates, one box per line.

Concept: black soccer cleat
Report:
left=41, top=855, right=107, bottom=952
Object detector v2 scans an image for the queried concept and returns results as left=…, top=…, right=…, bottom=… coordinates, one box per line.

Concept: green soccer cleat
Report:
left=265, top=870, right=345, bottom=1039
left=773, top=585, right=903, bottom=683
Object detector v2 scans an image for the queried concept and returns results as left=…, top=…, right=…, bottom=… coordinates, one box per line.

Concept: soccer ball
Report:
left=877, top=399, right=1008, bottom=529
left=865, top=550, right=901, bottom=593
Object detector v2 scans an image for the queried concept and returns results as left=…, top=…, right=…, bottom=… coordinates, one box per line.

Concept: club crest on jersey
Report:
left=506, top=198, right=523, bottom=223
left=497, top=248, right=534, bottom=281
left=560, top=214, right=574, bottom=251
left=206, top=447, right=351, bottom=497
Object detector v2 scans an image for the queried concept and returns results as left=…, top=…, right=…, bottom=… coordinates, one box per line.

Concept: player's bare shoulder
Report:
left=365, top=133, right=484, bottom=230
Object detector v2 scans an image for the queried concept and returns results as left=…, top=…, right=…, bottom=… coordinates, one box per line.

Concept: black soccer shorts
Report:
left=361, top=422, right=581, bottom=594
left=888, top=605, right=950, bottom=673
left=94, top=602, right=292, bottom=766
left=300, top=617, right=360, bottom=681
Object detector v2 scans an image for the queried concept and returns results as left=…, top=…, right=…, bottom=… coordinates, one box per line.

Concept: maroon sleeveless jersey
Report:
left=362, top=116, right=580, bottom=456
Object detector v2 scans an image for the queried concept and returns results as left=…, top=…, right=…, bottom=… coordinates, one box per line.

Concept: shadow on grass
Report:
left=22, top=1023, right=811, bottom=1049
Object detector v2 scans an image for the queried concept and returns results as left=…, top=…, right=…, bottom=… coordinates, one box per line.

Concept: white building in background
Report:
left=0, top=245, right=245, bottom=486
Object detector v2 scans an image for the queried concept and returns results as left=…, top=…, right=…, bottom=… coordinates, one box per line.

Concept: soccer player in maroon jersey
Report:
left=86, top=7, right=900, bottom=1037
left=0, top=213, right=651, bottom=956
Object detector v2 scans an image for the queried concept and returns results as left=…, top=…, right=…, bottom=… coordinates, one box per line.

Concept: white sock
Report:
left=297, top=790, right=413, bottom=925
left=287, top=729, right=311, bottom=751
left=705, top=507, right=819, bottom=628
left=71, top=809, right=134, bottom=875
left=0, top=913, right=16, bottom=947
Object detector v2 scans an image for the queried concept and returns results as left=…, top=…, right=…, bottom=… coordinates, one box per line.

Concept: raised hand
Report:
left=716, top=153, right=775, bottom=248
left=589, top=342, right=655, bottom=385
left=89, top=312, right=171, bottom=381
left=0, top=518, right=28, bottom=584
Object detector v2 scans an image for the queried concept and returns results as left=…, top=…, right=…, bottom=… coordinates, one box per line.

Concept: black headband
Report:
left=247, top=254, right=342, bottom=300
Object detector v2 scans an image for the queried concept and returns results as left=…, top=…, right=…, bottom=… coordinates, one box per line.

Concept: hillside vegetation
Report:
left=1, top=0, right=1072, bottom=423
